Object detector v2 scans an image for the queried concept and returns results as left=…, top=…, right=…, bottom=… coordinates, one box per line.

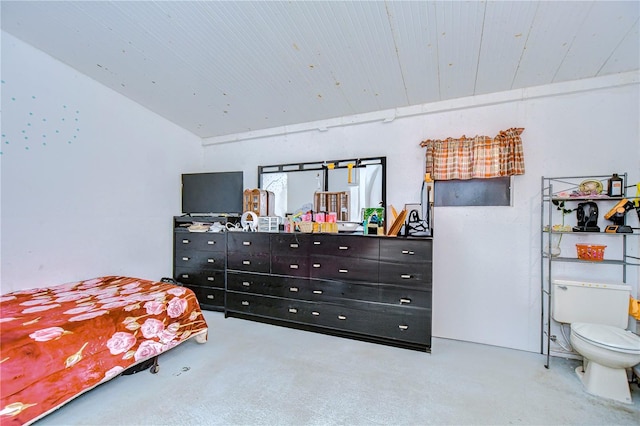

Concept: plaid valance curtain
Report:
left=419, top=127, right=525, bottom=180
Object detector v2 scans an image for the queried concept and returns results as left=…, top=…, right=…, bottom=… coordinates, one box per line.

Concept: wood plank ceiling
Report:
left=2, top=1, right=638, bottom=140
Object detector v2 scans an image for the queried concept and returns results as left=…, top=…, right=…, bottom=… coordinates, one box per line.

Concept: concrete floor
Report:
left=37, top=310, right=639, bottom=425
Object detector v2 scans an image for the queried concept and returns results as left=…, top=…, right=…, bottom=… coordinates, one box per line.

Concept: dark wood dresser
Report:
left=173, top=217, right=432, bottom=351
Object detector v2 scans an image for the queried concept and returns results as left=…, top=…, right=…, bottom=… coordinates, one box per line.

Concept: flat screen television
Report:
left=181, top=171, right=243, bottom=215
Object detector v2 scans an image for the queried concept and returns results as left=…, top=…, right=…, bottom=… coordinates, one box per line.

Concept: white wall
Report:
left=202, top=75, right=640, bottom=353
left=0, top=32, right=203, bottom=293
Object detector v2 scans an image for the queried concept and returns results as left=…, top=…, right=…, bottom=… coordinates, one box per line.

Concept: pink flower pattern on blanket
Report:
left=0, top=276, right=208, bottom=426
left=28, top=327, right=67, bottom=342
left=167, top=297, right=188, bottom=318
left=106, top=331, right=138, bottom=355
left=134, top=340, right=164, bottom=361
left=140, top=318, right=165, bottom=339
left=144, top=300, right=165, bottom=315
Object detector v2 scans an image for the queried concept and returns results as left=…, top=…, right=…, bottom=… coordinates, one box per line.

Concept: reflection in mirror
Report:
left=327, top=163, right=383, bottom=222
left=262, top=170, right=323, bottom=217
left=259, top=157, right=385, bottom=224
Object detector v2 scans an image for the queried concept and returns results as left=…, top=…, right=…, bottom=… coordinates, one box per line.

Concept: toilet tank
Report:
left=552, top=279, right=630, bottom=328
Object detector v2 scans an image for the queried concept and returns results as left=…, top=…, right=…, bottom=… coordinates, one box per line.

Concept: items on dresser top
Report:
left=243, top=188, right=275, bottom=217
left=188, top=222, right=213, bottom=232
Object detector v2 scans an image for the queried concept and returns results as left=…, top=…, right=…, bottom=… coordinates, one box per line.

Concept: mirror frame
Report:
left=258, top=156, right=387, bottom=224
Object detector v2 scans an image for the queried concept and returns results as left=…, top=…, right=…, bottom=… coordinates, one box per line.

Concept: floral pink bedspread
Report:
left=0, top=276, right=208, bottom=425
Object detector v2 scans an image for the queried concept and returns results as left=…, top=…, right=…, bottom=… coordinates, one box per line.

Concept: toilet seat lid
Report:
left=571, top=322, right=640, bottom=353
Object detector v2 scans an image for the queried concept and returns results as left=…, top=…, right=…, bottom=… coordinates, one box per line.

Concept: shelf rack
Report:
left=540, top=173, right=639, bottom=368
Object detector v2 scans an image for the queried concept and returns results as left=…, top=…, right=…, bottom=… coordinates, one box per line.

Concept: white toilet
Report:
left=552, top=279, right=640, bottom=404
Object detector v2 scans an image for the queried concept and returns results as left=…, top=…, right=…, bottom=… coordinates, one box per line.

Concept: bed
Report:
left=0, top=276, right=208, bottom=425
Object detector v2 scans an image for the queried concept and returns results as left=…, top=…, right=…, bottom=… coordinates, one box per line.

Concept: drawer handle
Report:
left=207, top=276, right=215, bottom=281
left=290, top=264, right=299, bottom=269
left=398, top=325, right=409, bottom=331
left=401, top=274, right=412, bottom=279
left=312, top=264, right=321, bottom=268
left=289, top=287, right=299, bottom=292
left=399, top=298, right=411, bottom=304
left=339, top=246, right=349, bottom=250
left=337, top=315, right=347, bottom=320
left=207, top=241, right=215, bottom=245
left=313, top=290, right=323, bottom=294
left=313, top=241, right=321, bottom=245
left=182, top=239, right=190, bottom=244
left=207, top=258, right=215, bottom=263
left=312, top=311, right=320, bottom=316
left=243, top=260, right=251, bottom=265
left=288, top=308, right=298, bottom=314
left=339, top=269, right=348, bottom=273
left=241, top=301, right=249, bottom=306
left=290, top=243, right=299, bottom=248
left=207, top=295, right=215, bottom=299
left=242, top=281, right=250, bottom=287
left=401, top=250, right=415, bottom=255
left=182, top=257, right=189, bottom=261
left=243, top=241, right=251, bottom=246
left=181, top=274, right=189, bottom=278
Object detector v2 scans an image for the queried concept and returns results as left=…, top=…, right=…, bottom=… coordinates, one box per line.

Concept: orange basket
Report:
left=575, top=244, right=606, bottom=261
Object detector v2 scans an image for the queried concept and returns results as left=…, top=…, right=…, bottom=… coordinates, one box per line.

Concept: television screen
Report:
left=181, top=171, right=243, bottom=215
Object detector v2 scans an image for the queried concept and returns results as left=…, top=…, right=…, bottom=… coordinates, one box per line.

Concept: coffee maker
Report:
left=573, top=202, right=600, bottom=232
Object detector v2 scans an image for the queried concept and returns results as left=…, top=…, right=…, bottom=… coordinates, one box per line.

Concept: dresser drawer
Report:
left=227, top=292, right=429, bottom=346
left=226, top=292, right=300, bottom=320
left=369, top=305, right=431, bottom=345
left=174, top=250, right=226, bottom=270
left=378, top=261, right=432, bottom=286
left=309, top=235, right=379, bottom=259
left=271, top=233, right=312, bottom=255
left=175, top=232, right=226, bottom=252
left=305, top=300, right=430, bottom=346
left=227, top=293, right=373, bottom=334
left=309, top=255, right=378, bottom=282
left=307, top=279, right=379, bottom=303
left=379, top=238, right=432, bottom=264
left=229, top=274, right=379, bottom=303
left=378, top=285, right=431, bottom=309
left=227, top=272, right=309, bottom=299
left=183, top=284, right=225, bottom=309
left=227, top=232, right=270, bottom=253
left=174, top=268, right=225, bottom=288
left=227, top=252, right=270, bottom=272
left=307, top=301, right=382, bottom=335
left=271, top=254, right=311, bottom=277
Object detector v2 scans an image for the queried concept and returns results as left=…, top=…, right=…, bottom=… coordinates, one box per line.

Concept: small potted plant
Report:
left=547, top=200, right=574, bottom=256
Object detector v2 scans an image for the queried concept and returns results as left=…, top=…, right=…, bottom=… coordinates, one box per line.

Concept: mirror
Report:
left=258, top=157, right=386, bottom=224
